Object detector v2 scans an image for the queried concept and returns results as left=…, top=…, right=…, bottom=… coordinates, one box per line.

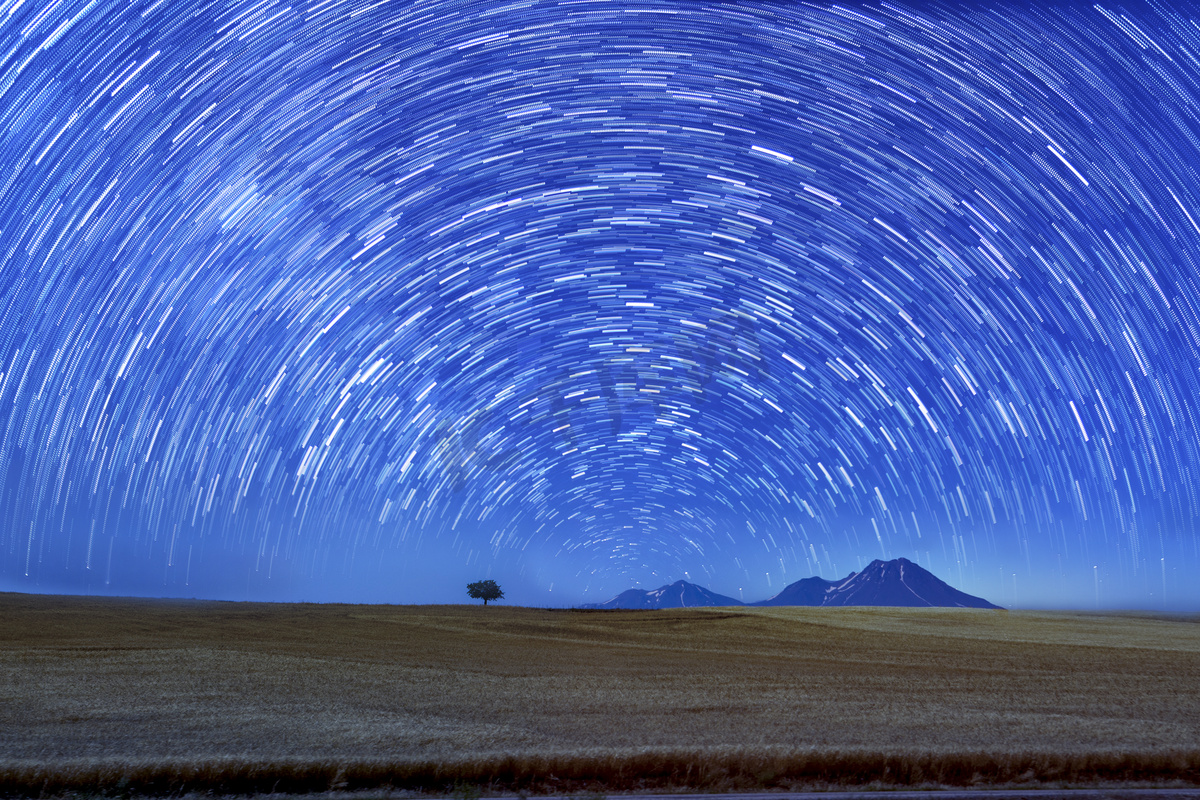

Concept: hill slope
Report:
left=0, top=594, right=1197, bottom=794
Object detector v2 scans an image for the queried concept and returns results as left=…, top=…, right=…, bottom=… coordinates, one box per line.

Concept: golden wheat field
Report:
left=1, top=592, right=1199, bottom=795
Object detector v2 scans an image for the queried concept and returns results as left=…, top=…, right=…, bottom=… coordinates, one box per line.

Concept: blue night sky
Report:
left=0, top=0, right=1198, bottom=610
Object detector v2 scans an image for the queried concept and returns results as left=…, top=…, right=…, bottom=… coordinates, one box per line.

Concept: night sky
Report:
left=1, top=0, right=1198, bottom=610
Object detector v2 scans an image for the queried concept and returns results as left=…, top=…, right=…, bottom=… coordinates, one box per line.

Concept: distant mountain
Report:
left=578, top=579, right=744, bottom=609
left=751, top=575, right=836, bottom=606
left=755, top=557, right=1001, bottom=609
left=581, top=558, right=1001, bottom=610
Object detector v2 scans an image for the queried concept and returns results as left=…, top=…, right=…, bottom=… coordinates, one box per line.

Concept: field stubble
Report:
left=0, top=593, right=1198, bottom=795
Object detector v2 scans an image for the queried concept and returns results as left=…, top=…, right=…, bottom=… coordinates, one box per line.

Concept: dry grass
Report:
left=1, top=593, right=1198, bottom=795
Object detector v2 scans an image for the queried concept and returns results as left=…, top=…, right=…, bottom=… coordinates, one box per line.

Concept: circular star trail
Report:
left=1, top=0, right=1198, bottom=607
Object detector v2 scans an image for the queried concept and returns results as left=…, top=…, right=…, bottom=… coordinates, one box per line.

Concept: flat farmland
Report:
left=1, top=593, right=1198, bottom=795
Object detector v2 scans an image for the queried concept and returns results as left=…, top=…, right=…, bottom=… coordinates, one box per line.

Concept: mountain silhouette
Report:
left=751, top=575, right=836, bottom=606
left=578, top=579, right=744, bottom=609
left=754, top=557, right=1001, bottom=608
left=581, top=558, right=1001, bottom=609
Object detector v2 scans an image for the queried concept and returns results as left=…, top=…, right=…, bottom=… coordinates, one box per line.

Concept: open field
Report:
left=1, top=593, right=1198, bottom=795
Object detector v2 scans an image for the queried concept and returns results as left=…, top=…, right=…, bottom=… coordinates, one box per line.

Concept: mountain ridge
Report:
left=579, top=579, right=743, bottom=610
left=579, top=557, right=1001, bottom=609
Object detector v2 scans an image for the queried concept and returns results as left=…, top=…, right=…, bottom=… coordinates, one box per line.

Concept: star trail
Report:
left=1, top=0, right=1198, bottom=608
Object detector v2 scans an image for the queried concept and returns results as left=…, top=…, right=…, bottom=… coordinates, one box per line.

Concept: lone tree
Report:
left=467, top=579, right=504, bottom=605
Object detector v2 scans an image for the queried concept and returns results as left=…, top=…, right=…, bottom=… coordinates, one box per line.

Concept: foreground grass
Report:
left=1, top=594, right=1198, bottom=795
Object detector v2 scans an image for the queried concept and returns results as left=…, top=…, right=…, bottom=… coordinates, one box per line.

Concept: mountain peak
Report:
left=821, top=557, right=999, bottom=608
left=580, top=557, right=1000, bottom=610
left=756, top=557, right=999, bottom=608
left=579, top=579, right=742, bottom=610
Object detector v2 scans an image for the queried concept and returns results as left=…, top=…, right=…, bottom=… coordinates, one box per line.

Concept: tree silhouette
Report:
left=466, top=579, right=504, bottom=605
